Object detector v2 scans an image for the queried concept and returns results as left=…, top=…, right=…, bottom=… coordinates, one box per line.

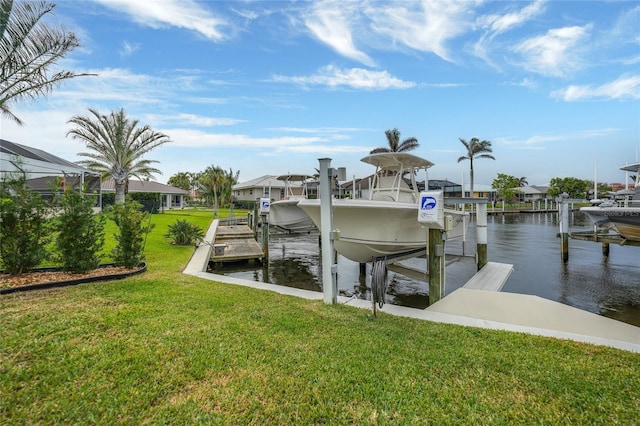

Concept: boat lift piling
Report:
left=318, top=158, right=346, bottom=305
left=558, top=193, right=570, bottom=262
left=426, top=197, right=490, bottom=304
left=259, top=198, right=270, bottom=263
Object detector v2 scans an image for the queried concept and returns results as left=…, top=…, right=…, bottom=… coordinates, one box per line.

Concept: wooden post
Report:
left=602, top=243, right=610, bottom=257
left=253, top=201, right=259, bottom=240
left=428, top=228, right=444, bottom=305
left=559, top=194, right=569, bottom=263
left=261, top=213, right=269, bottom=262
left=476, top=202, right=488, bottom=270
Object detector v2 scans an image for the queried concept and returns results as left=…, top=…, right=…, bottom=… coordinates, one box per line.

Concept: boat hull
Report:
left=581, top=207, right=640, bottom=241
left=269, top=199, right=316, bottom=233
left=298, top=198, right=467, bottom=263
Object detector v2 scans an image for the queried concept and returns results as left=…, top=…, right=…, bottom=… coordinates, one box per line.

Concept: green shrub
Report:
left=54, top=188, right=106, bottom=273
left=111, top=200, right=154, bottom=268
left=164, top=219, right=205, bottom=245
left=0, top=177, right=50, bottom=275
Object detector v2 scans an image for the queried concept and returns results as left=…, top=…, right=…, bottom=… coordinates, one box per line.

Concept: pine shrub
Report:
left=0, top=177, right=50, bottom=275
left=111, top=200, right=154, bottom=268
left=54, top=188, right=106, bottom=273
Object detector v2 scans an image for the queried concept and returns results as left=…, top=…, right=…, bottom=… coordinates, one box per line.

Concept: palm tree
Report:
left=67, top=108, right=171, bottom=204
left=0, top=0, right=90, bottom=125
left=198, top=166, right=239, bottom=215
left=457, top=137, right=495, bottom=197
left=369, top=128, right=419, bottom=154
left=518, top=177, right=528, bottom=187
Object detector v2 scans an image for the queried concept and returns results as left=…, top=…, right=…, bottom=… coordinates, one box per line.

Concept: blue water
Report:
left=213, top=211, right=640, bottom=327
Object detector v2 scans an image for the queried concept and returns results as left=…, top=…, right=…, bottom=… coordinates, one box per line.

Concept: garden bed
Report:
left=0, top=263, right=147, bottom=294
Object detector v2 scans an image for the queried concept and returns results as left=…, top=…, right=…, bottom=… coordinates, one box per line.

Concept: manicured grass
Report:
left=1, top=208, right=638, bottom=424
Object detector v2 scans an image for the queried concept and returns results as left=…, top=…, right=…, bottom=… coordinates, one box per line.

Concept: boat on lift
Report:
left=297, top=152, right=468, bottom=263
left=581, top=162, right=640, bottom=242
left=269, top=174, right=317, bottom=233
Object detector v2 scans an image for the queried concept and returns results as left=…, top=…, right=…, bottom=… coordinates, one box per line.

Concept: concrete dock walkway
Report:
left=183, top=220, right=640, bottom=353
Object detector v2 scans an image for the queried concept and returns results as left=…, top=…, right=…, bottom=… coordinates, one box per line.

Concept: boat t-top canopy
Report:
left=360, top=152, right=434, bottom=171
left=620, top=162, right=640, bottom=173
left=620, top=162, right=640, bottom=187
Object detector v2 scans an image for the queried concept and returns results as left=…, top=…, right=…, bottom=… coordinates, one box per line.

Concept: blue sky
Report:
left=2, top=0, right=639, bottom=186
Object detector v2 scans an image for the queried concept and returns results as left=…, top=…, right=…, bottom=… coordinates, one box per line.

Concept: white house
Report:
left=101, top=178, right=189, bottom=210
left=518, top=185, right=550, bottom=202
left=232, top=175, right=287, bottom=203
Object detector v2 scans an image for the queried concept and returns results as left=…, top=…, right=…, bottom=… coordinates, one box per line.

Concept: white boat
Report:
left=297, top=152, right=468, bottom=263
left=581, top=162, right=640, bottom=242
left=269, top=174, right=317, bottom=233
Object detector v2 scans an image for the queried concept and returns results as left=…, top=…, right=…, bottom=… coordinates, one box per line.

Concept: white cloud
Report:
left=512, top=25, right=592, bottom=77
left=481, top=1, right=545, bottom=34
left=158, top=128, right=365, bottom=156
left=119, top=41, right=140, bottom=57
left=474, top=1, right=545, bottom=66
left=145, top=113, right=247, bottom=128
left=304, top=1, right=374, bottom=66
left=96, top=0, right=229, bottom=41
left=503, top=78, right=538, bottom=89
left=499, top=128, right=620, bottom=149
left=366, top=1, right=474, bottom=63
left=551, top=75, right=640, bottom=101
left=272, top=65, right=415, bottom=90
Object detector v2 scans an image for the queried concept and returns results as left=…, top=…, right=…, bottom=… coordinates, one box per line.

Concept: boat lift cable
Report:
left=371, top=257, right=388, bottom=309
left=370, top=247, right=426, bottom=310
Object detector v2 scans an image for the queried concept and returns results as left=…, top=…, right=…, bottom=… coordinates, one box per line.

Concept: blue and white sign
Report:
left=260, top=197, right=270, bottom=214
left=418, top=191, right=444, bottom=228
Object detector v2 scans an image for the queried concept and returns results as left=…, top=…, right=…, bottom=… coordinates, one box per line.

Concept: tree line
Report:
left=166, top=167, right=239, bottom=210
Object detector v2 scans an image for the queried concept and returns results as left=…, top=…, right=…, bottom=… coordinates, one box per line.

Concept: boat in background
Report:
left=269, top=174, right=317, bottom=233
left=298, top=152, right=468, bottom=263
left=581, top=162, right=640, bottom=242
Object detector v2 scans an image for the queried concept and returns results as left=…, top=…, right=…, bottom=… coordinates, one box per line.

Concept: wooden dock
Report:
left=210, top=224, right=264, bottom=263
left=569, top=230, right=640, bottom=247
left=462, top=262, right=514, bottom=292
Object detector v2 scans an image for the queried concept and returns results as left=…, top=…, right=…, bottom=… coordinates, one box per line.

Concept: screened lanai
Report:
left=0, top=139, right=102, bottom=204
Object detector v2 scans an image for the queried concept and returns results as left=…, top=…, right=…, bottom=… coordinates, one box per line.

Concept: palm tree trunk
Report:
left=115, top=182, right=125, bottom=204
left=469, top=159, right=474, bottom=197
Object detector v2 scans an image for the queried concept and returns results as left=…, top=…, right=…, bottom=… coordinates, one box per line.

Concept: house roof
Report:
left=519, top=185, right=550, bottom=195
left=102, top=178, right=188, bottom=194
left=0, top=139, right=98, bottom=177
left=233, top=175, right=287, bottom=190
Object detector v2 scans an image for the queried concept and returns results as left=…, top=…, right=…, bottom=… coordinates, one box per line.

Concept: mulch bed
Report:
left=0, top=264, right=147, bottom=294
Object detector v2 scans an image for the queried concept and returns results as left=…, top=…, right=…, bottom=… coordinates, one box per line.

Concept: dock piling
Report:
left=559, top=193, right=569, bottom=263
left=261, top=213, right=269, bottom=262
left=428, top=228, right=445, bottom=305
left=476, top=202, right=488, bottom=270
left=319, top=158, right=338, bottom=305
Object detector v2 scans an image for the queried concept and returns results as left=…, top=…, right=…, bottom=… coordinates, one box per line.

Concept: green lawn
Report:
left=1, top=208, right=638, bottom=424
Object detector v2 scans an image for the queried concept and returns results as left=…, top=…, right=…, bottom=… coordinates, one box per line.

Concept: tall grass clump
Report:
left=164, top=219, right=205, bottom=245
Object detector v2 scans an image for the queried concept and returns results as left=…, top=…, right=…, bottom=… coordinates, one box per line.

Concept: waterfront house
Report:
left=101, top=178, right=188, bottom=210
left=518, top=185, right=550, bottom=203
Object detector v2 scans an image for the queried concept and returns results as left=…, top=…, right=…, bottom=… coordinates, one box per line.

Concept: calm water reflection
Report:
left=212, top=212, right=640, bottom=327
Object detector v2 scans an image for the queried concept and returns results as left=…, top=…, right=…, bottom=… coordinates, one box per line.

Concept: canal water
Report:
left=212, top=212, right=640, bottom=327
